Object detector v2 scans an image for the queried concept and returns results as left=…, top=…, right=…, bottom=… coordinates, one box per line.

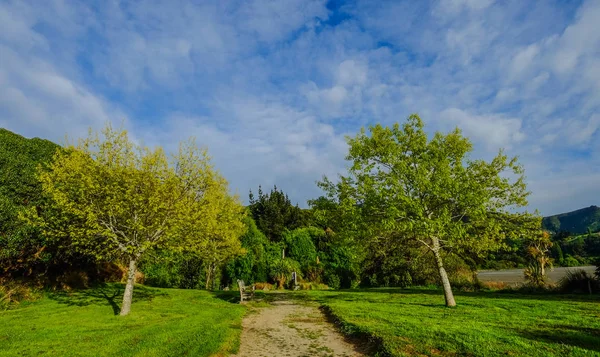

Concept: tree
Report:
left=524, top=230, right=553, bottom=286
left=316, top=114, right=533, bottom=306
left=248, top=186, right=307, bottom=242
left=225, top=216, right=270, bottom=285
left=27, top=124, right=243, bottom=315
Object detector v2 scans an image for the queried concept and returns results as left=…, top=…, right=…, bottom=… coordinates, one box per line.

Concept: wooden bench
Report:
left=237, top=279, right=255, bottom=303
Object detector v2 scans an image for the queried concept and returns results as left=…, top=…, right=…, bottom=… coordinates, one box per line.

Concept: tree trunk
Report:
left=540, top=261, right=545, bottom=277
left=431, top=237, right=456, bottom=307
left=205, top=265, right=212, bottom=290
left=120, top=258, right=137, bottom=316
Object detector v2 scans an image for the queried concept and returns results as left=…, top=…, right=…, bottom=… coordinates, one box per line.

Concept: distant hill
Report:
left=542, top=205, right=600, bottom=234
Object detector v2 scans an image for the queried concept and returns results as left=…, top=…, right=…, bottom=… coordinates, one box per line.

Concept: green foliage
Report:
left=139, top=250, right=207, bottom=289
left=0, top=281, right=40, bottom=310
left=248, top=185, right=307, bottom=242
left=315, top=114, right=534, bottom=304
left=269, top=258, right=301, bottom=289
left=26, top=124, right=245, bottom=314
left=303, top=289, right=600, bottom=357
left=0, top=285, right=246, bottom=356
left=551, top=242, right=565, bottom=266
left=523, top=231, right=553, bottom=287
left=0, top=129, right=60, bottom=279
left=558, top=269, right=600, bottom=294
left=283, top=228, right=318, bottom=270
left=563, top=255, right=581, bottom=267
left=224, top=216, right=270, bottom=285
left=542, top=205, right=600, bottom=234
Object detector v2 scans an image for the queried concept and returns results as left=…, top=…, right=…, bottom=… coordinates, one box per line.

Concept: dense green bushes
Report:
left=0, top=129, right=101, bottom=285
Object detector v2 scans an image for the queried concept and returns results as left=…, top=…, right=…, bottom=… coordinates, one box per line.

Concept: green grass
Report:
left=0, top=284, right=245, bottom=357
left=295, top=288, right=600, bottom=357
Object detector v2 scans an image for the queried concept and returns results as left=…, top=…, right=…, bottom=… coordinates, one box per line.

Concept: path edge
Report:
left=319, top=304, right=392, bottom=357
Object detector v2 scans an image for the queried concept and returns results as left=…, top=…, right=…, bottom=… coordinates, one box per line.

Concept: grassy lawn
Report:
left=298, top=288, right=600, bottom=357
left=0, top=284, right=245, bottom=357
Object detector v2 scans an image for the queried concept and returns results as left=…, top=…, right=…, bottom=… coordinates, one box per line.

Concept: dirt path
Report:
left=232, top=300, right=365, bottom=357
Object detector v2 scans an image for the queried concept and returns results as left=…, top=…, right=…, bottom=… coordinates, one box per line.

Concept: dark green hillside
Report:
left=0, top=128, right=60, bottom=278
left=542, top=205, right=600, bottom=234
left=0, top=128, right=60, bottom=203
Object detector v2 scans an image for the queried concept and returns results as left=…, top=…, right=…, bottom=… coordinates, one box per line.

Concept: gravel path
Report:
left=232, top=300, right=365, bottom=357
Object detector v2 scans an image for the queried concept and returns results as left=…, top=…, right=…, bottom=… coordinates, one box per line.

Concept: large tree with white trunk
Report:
left=316, top=114, right=535, bottom=306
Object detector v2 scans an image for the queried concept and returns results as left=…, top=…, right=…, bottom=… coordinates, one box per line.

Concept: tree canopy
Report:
left=0, top=129, right=60, bottom=278
left=26, top=124, right=245, bottom=315
left=315, top=114, right=537, bottom=306
left=248, top=185, right=307, bottom=242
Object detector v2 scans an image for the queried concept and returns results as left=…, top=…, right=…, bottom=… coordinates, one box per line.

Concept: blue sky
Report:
left=1, top=0, right=599, bottom=216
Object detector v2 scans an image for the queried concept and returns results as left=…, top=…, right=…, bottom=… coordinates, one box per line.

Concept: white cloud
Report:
left=510, top=44, right=539, bottom=77
left=1, top=0, right=599, bottom=215
left=0, top=45, right=126, bottom=141
left=439, top=108, right=525, bottom=150
left=336, top=60, right=368, bottom=87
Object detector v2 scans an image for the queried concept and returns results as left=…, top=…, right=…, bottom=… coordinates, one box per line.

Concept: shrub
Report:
left=449, top=267, right=478, bottom=290
left=325, top=273, right=341, bottom=290
left=480, top=281, right=509, bottom=290
left=297, top=282, right=329, bottom=290
left=558, top=269, right=600, bottom=294
left=0, top=281, right=40, bottom=310
left=253, top=282, right=274, bottom=291
left=305, top=264, right=324, bottom=283
left=523, top=264, right=546, bottom=287
left=269, top=258, right=301, bottom=289
left=563, top=255, right=580, bottom=267
left=284, top=228, right=318, bottom=270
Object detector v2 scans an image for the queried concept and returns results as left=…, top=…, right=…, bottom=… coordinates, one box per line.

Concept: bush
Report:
left=325, top=273, right=341, bottom=290
left=523, top=264, right=547, bottom=287
left=563, top=255, right=580, bottom=267
left=224, top=217, right=270, bottom=285
left=297, top=282, right=329, bottom=290
left=449, top=266, right=478, bottom=290
left=284, top=228, right=318, bottom=270
left=480, top=281, right=509, bottom=290
left=269, top=258, right=301, bottom=289
left=0, top=281, right=40, bottom=310
left=253, top=282, right=274, bottom=291
left=558, top=269, right=600, bottom=294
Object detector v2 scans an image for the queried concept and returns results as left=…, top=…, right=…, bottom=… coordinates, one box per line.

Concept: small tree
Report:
left=28, top=124, right=242, bottom=315
left=317, top=114, right=533, bottom=306
left=248, top=185, right=307, bottom=242
left=524, top=230, right=553, bottom=286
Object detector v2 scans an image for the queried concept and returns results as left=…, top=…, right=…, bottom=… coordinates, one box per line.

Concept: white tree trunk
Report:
left=120, top=258, right=137, bottom=316
left=431, top=237, right=456, bottom=307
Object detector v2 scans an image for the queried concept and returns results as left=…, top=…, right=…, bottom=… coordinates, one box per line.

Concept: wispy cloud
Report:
left=1, top=0, right=599, bottom=215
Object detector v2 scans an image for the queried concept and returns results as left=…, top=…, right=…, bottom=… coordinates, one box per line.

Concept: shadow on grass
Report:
left=212, top=291, right=241, bottom=304
left=48, top=284, right=165, bottom=315
left=516, top=325, right=600, bottom=352
left=212, top=290, right=298, bottom=304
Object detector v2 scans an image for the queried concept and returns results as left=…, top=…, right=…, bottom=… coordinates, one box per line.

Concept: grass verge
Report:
left=0, top=284, right=245, bottom=357
left=296, top=288, right=600, bottom=357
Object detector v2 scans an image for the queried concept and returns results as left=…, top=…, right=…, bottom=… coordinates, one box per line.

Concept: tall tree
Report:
left=316, top=114, right=534, bottom=306
left=248, top=186, right=306, bottom=242
left=27, top=124, right=243, bottom=315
